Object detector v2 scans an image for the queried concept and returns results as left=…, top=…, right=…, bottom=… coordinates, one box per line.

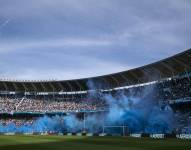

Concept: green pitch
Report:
left=0, top=135, right=191, bottom=150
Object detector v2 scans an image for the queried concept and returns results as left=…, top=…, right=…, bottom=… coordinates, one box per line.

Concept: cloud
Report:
left=0, top=0, right=190, bottom=80
left=0, top=57, right=130, bottom=80
left=0, top=19, right=10, bottom=29
left=0, top=38, right=113, bottom=53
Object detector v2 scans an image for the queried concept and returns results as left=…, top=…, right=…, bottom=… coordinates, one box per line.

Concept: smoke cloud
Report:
left=0, top=82, right=179, bottom=134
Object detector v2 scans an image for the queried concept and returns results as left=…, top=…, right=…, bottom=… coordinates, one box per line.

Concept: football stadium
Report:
left=1, top=0, right=191, bottom=149
left=0, top=49, right=191, bottom=149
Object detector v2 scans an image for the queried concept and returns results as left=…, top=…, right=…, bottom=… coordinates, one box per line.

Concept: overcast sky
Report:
left=0, top=0, right=191, bottom=80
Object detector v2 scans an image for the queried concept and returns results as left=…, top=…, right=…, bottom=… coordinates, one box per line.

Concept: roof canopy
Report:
left=0, top=48, right=191, bottom=92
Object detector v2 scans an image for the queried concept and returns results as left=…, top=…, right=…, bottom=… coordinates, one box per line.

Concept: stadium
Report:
left=1, top=0, right=191, bottom=149
left=0, top=48, right=191, bottom=149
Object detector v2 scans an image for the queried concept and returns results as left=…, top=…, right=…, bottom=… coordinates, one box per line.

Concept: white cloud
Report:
left=0, top=38, right=113, bottom=53
left=0, top=19, right=10, bottom=29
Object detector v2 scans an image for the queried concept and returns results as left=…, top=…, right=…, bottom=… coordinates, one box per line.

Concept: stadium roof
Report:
left=0, top=48, right=191, bottom=92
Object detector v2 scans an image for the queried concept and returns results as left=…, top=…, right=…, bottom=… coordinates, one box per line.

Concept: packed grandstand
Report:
left=0, top=75, right=190, bottom=113
left=0, top=49, right=191, bottom=136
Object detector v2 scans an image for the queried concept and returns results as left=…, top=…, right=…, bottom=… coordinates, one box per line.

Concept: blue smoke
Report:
left=101, top=91, right=175, bottom=134
left=0, top=85, right=177, bottom=134
left=0, top=116, right=64, bottom=133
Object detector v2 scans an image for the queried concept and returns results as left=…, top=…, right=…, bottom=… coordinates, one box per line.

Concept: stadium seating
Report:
left=0, top=74, right=191, bottom=135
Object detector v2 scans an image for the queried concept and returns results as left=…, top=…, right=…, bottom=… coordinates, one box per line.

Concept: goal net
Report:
left=102, top=125, right=129, bottom=136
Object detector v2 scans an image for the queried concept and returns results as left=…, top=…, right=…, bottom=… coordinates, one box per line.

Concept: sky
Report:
left=0, top=0, right=191, bottom=80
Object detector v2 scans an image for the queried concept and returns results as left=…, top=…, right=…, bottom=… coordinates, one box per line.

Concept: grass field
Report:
left=0, top=135, right=191, bottom=150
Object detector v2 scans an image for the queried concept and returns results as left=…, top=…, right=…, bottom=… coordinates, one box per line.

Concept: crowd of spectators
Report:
left=0, top=97, right=106, bottom=113
left=156, top=76, right=191, bottom=100
left=0, top=75, right=190, bottom=114
left=0, top=118, right=33, bottom=126
left=111, top=76, right=191, bottom=102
